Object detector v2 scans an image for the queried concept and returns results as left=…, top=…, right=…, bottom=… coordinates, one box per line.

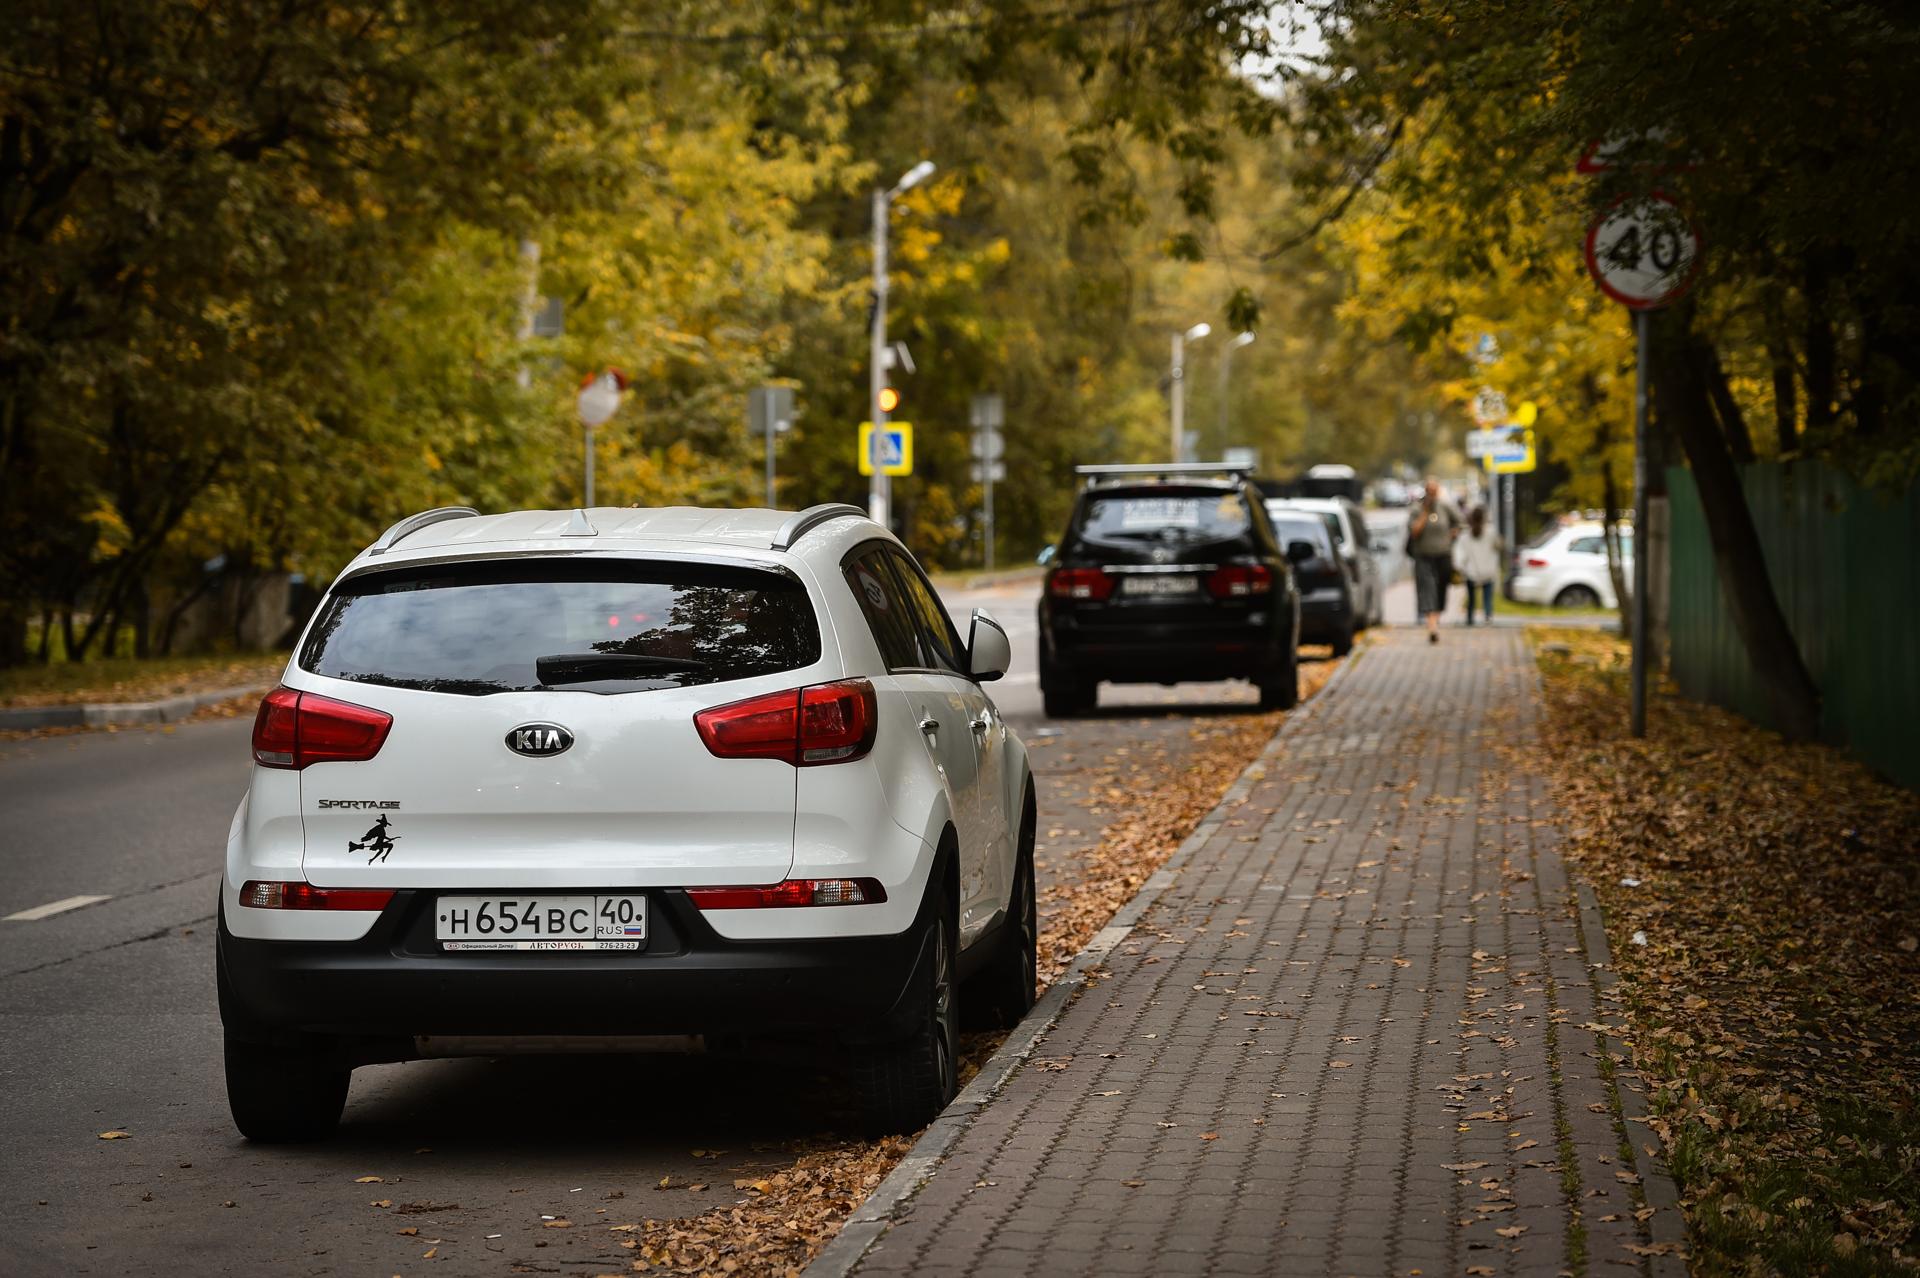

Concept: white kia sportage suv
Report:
left=218, top=503, right=1036, bottom=1140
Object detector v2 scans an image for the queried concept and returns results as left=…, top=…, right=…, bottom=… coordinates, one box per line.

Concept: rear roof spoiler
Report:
left=1074, top=462, right=1255, bottom=488
left=367, top=506, right=481, bottom=555
left=771, top=502, right=867, bottom=550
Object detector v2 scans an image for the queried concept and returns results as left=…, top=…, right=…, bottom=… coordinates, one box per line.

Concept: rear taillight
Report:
left=238, top=881, right=395, bottom=911
left=686, top=878, right=888, bottom=909
left=693, top=678, right=877, bottom=767
left=1525, top=556, right=1549, bottom=568
left=1047, top=567, right=1114, bottom=601
left=251, top=686, right=392, bottom=770
left=1206, top=564, right=1274, bottom=599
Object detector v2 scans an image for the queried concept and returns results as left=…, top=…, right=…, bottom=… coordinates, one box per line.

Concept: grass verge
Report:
left=1527, top=626, right=1919, bottom=1275
left=0, top=652, right=288, bottom=708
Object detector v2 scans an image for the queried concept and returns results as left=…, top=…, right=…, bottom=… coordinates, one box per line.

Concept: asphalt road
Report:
left=0, top=578, right=1267, bottom=1276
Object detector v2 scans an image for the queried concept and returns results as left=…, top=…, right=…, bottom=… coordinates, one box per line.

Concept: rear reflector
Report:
left=238, top=881, right=395, bottom=911
left=686, top=878, right=888, bottom=909
left=1525, top=556, right=1549, bottom=568
left=1205, top=564, right=1274, bottom=599
left=251, top=687, right=392, bottom=770
left=1047, top=566, right=1114, bottom=601
left=693, top=679, right=877, bottom=766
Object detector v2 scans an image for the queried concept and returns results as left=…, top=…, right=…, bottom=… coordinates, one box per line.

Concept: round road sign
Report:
left=1584, top=193, right=1700, bottom=310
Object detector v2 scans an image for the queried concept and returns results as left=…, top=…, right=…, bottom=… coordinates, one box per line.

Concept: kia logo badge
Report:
left=506, top=723, right=574, bottom=757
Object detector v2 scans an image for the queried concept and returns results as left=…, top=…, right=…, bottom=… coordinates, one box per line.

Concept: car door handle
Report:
left=970, top=713, right=991, bottom=735
left=919, top=715, right=940, bottom=736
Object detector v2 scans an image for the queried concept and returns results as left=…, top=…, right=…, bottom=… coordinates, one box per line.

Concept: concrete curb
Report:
left=804, top=649, right=1367, bottom=1278
left=0, top=682, right=270, bottom=730
left=1573, top=881, right=1691, bottom=1277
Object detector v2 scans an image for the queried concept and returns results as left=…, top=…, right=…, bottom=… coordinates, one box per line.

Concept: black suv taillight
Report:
left=1047, top=566, right=1115, bottom=601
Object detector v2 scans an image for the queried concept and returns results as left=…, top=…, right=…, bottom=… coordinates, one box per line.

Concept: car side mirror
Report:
left=967, top=610, right=1012, bottom=682
left=1286, top=540, right=1316, bottom=563
left=1036, top=544, right=1056, bottom=567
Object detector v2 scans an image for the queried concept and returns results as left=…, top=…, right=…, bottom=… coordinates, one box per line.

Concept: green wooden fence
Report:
left=1667, top=460, right=1920, bottom=790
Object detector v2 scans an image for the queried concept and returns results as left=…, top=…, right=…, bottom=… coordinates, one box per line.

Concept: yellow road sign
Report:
left=857, top=421, right=913, bottom=477
left=1482, top=426, right=1536, bottom=474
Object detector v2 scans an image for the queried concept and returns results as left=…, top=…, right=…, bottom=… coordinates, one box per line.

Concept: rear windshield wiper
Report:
left=535, top=653, right=710, bottom=685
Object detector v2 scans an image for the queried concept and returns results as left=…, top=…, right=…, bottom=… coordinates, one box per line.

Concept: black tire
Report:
left=1554, top=583, right=1602, bottom=609
left=1040, top=671, right=1094, bottom=718
left=1331, top=623, right=1355, bottom=657
left=964, top=799, right=1038, bottom=1029
left=853, top=880, right=960, bottom=1136
left=1257, top=648, right=1299, bottom=711
left=224, top=1035, right=349, bottom=1143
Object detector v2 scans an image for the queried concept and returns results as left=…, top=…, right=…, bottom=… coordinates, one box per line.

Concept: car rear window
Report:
left=1270, top=515, right=1333, bottom=553
left=300, top=559, right=819, bottom=695
left=1074, top=489, right=1251, bottom=546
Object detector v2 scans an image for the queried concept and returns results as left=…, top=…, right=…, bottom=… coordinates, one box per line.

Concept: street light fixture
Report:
left=869, top=158, right=936, bottom=528
left=1170, top=322, right=1212, bottom=463
left=1218, top=330, right=1256, bottom=439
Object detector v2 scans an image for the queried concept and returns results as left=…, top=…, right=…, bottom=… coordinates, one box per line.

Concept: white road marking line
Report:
left=4, top=894, right=112, bottom=922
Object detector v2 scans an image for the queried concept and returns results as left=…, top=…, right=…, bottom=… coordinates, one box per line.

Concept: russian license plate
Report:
left=437, top=895, right=647, bottom=951
left=1120, top=574, right=1198, bottom=597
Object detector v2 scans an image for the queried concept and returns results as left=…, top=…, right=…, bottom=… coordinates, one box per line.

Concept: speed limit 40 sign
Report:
left=1584, top=192, right=1700, bottom=310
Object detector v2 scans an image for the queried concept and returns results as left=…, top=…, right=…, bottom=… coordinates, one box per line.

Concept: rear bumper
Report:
left=218, top=887, right=931, bottom=1060
left=1039, top=605, right=1292, bottom=683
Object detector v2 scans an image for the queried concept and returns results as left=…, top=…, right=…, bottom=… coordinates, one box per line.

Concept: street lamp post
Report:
left=870, top=159, right=936, bottom=528
left=1217, top=330, right=1256, bottom=439
left=1169, top=322, right=1211, bottom=463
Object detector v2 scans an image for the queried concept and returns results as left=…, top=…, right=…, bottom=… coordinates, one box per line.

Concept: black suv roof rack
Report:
left=771, top=502, right=867, bottom=550
left=1074, top=462, right=1255, bottom=488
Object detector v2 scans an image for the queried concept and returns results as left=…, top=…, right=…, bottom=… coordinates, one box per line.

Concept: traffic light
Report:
left=878, top=386, right=901, bottom=413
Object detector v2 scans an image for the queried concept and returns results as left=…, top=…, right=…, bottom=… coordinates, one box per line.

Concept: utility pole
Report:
left=869, top=160, right=935, bottom=528
left=970, top=394, right=1005, bottom=571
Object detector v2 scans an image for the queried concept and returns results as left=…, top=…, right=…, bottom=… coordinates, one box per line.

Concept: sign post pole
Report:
left=1582, top=188, right=1697, bottom=737
left=1630, top=308, right=1652, bottom=737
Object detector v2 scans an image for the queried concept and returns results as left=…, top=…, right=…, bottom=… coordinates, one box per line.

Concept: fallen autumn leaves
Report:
left=1527, top=628, right=1920, bottom=1275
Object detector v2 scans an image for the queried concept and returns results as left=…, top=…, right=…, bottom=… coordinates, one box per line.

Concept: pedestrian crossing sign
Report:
left=858, top=421, right=913, bottom=477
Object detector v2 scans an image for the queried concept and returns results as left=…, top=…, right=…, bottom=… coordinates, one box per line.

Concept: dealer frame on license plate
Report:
left=437, top=894, right=647, bottom=951
left=1119, top=574, right=1199, bottom=598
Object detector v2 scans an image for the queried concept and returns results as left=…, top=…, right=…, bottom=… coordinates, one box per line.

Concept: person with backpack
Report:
left=1453, top=505, right=1503, bottom=625
left=1408, top=477, right=1462, bottom=643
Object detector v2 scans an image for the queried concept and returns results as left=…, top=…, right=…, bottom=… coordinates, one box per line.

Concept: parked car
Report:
left=1372, top=478, right=1412, bottom=508
left=1037, top=464, right=1302, bottom=715
left=219, top=502, right=1036, bottom=1141
left=1265, top=496, right=1383, bottom=630
left=1263, top=507, right=1359, bottom=654
left=1507, top=520, right=1632, bottom=609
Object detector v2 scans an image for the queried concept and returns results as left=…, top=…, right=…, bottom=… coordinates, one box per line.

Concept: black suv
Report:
left=1038, top=465, right=1304, bottom=716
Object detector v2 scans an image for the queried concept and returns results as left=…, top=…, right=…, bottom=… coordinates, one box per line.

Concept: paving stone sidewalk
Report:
left=848, top=629, right=1684, bottom=1277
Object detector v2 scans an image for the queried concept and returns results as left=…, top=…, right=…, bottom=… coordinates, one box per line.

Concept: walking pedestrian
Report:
left=1408, top=477, right=1461, bottom=643
left=1454, top=505, right=1502, bottom=626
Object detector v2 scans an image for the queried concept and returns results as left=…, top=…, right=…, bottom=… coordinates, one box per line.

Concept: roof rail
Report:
left=770, top=502, right=867, bottom=551
left=367, top=506, right=481, bottom=555
left=1074, top=462, right=1255, bottom=487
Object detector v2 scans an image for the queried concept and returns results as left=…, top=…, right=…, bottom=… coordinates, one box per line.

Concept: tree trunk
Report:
left=1702, top=347, right=1755, bottom=464
left=1804, top=262, right=1836, bottom=433
left=1600, top=463, right=1632, bottom=637
left=1654, top=310, right=1821, bottom=740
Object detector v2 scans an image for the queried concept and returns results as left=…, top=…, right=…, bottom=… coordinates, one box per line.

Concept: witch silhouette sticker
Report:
left=348, top=813, right=400, bottom=864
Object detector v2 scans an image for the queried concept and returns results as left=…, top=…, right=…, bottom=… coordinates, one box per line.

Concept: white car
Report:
left=1265, top=496, right=1383, bottom=629
left=219, top=503, right=1035, bottom=1141
left=1507, top=521, right=1632, bottom=609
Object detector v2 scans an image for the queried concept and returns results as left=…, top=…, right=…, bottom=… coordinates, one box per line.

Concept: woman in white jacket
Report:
left=1453, top=506, right=1503, bottom=625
